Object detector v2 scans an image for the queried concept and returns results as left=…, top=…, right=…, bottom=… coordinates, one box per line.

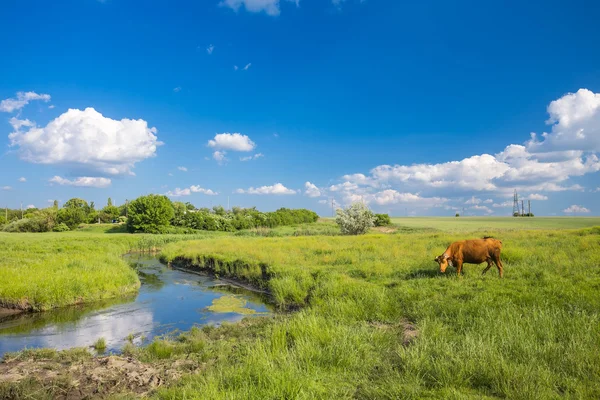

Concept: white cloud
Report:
left=470, top=205, right=493, bottom=214
left=2, top=186, right=11, bottom=191
left=493, top=201, right=513, bottom=208
left=173, top=87, right=182, bottom=93
left=236, top=183, right=296, bottom=195
left=213, top=151, right=227, bottom=164
left=177, top=166, right=188, bottom=172
left=465, top=196, right=482, bottom=205
left=527, top=89, right=600, bottom=153
left=26, top=204, right=36, bottom=209
left=240, top=153, right=264, bottom=161
left=243, top=63, right=252, bottom=70
left=8, top=108, right=161, bottom=176
left=48, top=105, right=55, bottom=109
left=0, top=91, right=51, bottom=113
left=220, top=0, right=298, bottom=16
left=318, top=199, right=328, bottom=205
left=563, top=205, right=590, bottom=214
left=593, top=187, right=600, bottom=193
left=166, top=185, right=218, bottom=197
left=525, top=193, right=548, bottom=201
left=305, top=182, right=321, bottom=198
left=19, top=177, right=26, bottom=182
left=207, top=44, right=215, bottom=55
left=234, top=65, right=239, bottom=71
left=208, top=133, right=256, bottom=152
left=483, top=199, right=493, bottom=203
left=49, top=176, right=111, bottom=188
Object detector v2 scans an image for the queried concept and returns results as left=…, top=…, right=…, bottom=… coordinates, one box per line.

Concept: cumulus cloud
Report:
left=493, top=201, right=513, bottom=208
left=304, top=182, right=321, bottom=197
left=26, top=204, right=36, bottom=209
left=327, top=89, right=600, bottom=210
left=8, top=108, right=161, bottom=176
left=220, top=0, right=298, bottom=16
left=213, top=151, right=227, bottom=164
left=240, top=153, right=264, bottom=161
left=19, top=177, right=26, bottom=182
left=525, top=193, right=548, bottom=200
left=208, top=133, right=255, bottom=152
left=207, top=44, right=215, bottom=55
left=177, top=166, right=188, bottom=172
left=49, top=176, right=112, bottom=188
left=2, top=186, right=11, bottom=191
left=563, top=205, right=590, bottom=214
left=166, top=185, right=218, bottom=197
left=236, top=183, right=296, bottom=195
left=470, top=205, right=493, bottom=214
left=0, top=91, right=51, bottom=113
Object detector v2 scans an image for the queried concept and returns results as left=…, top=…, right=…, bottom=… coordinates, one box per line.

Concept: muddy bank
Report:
left=0, top=352, right=200, bottom=399
left=0, top=308, right=23, bottom=318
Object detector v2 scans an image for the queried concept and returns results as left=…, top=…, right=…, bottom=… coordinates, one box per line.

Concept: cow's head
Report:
left=434, top=254, right=450, bottom=273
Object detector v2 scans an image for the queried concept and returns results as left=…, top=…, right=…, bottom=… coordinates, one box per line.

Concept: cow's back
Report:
left=459, top=239, right=500, bottom=264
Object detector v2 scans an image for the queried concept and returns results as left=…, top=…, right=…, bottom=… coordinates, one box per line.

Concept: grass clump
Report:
left=93, top=338, right=107, bottom=352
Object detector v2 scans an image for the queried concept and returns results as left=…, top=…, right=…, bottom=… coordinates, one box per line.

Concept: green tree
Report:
left=126, top=194, right=174, bottom=233
left=58, top=198, right=90, bottom=229
left=335, top=202, right=375, bottom=235
left=108, top=198, right=113, bottom=207
left=53, top=200, right=59, bottom=209
left=172, top=202, right=187, bottom=226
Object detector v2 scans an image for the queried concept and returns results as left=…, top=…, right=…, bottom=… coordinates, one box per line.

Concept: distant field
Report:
left=390, top=216, right=600, bottom=231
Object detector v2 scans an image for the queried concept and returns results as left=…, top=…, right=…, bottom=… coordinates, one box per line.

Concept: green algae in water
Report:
left=206, top=296, right=258, bottom=315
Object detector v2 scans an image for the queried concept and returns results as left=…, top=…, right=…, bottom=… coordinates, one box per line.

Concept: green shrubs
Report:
left=336, top=202, right=375, bottom=235
left=52, top=223, right=70, bottom=232
left=374, top=213, right=391, bottom=226
left=126, top=194, right=175, bottom=233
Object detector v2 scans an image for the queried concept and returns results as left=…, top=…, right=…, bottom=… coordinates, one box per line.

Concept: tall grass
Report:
left=155, top=227, right=600, bottom=398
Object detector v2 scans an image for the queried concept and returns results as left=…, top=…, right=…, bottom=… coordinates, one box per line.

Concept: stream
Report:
left=0, top=254, right=272, bottom=357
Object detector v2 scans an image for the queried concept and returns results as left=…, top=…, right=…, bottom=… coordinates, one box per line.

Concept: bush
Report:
left=373, top=213, right=391, bottom=226
left=52, top=223, right=70, bottom=232
left=127, top=195, right=174, bottom=233
left=335, top=202, right=375, bottom=235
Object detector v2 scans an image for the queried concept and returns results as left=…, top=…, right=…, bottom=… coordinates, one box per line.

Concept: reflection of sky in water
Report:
left=0, top=255, right=271, bottom=356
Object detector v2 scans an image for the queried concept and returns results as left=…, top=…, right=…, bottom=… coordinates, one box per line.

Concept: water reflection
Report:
left=0, top=254, right=272, bottom=356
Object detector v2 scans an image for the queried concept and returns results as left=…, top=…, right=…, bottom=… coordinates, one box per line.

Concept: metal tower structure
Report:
left=512, top=189, right=520, bottom=216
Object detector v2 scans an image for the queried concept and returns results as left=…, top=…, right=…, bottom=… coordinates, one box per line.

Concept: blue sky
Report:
left=1, top=0, right=600, bottom=216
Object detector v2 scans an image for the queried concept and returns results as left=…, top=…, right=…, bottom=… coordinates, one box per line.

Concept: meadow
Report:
left=1, top=218, right=600, bottom=399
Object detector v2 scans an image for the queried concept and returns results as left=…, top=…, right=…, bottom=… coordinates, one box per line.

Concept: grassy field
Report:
left=1, top=218, right=600, bottom=398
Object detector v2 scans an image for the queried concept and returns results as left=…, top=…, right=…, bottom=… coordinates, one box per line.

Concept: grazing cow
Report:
left=434, top=237, right=504, bottom=278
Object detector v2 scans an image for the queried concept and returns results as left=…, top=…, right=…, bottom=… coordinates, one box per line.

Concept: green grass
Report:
left=389, top=216, right=600, bottom=232
left=2, top=218, right=600, bottom=398
left=154, top=225, right=600, bottom=399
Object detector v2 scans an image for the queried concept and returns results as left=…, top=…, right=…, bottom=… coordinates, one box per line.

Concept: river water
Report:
left=0, top=254, right=272, bottom=357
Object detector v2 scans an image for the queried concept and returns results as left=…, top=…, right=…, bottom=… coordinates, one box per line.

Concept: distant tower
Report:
left=512, top=189, right=520, bottom=217
left=528, top=200, right=531, bottom=216
left=521, top=200, right=525, bottom=217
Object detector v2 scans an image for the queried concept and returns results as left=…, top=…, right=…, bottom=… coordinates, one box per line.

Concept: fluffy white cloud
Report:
left=26, top=204, right=36, bottom=209
left=49, top=176, right=112, bottom=188
left=304, top=182, right=321, bottom=197
left=528, top=89, right=600, bottom=153
left=236, top=183, right=296, bottom=195
left=220, top=0, right=298, bottom=16
left=19, top=177, right=26, bottom=182
left=240, top=153, right=264, bottom=161
left=470, top=205, right=493, bottom=214
left=166, top=185, right=218, bottom=197
left=208, top=133, right=255, bottom=152
left=525, top=193, right=548, bottom=200
left=329, top=89, right=600, bottom=210
left=563, top=205, right=590, bottom=214
left=492, top=201, right=512, bottom=208
left=369, top=190, right=447, bottom=207
left=177, top=166, right=188, bottom=172
left=213, top=151, right=227, bottom=164
left=8, top=108, right=161, bottom=176
left=0, top=91, right=51, bottom=113
left=173, top=87, right=182, bottom=93
left=207, top=44, right=214, bottom=55
left=2, top=186, right=11, bottom=191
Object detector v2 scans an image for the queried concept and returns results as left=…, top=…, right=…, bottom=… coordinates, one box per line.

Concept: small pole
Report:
left=20, top=203, right=23, bottom=219
left=227, top=196, right=230, bottom=211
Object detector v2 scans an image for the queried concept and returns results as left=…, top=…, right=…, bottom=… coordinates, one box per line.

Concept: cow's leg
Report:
left=482, top=258, right=493, bottom=275
left=456, top=260, right=463, bottom=276
left=493, top=253, right=504, bottom=278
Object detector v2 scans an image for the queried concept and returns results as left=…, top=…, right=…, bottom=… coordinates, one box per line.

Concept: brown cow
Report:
left=434, top=236, right=504, bottom=277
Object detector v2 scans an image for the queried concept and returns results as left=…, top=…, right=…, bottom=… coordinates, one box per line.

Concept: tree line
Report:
left=1, top=195, right=319, bottom=234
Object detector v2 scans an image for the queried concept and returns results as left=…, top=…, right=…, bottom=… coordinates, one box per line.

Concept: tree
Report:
left=374, top=213, right=391, bottom=226
left=126, top=194, right=174, bottom=233
left=455, top=213, right=460, bottom=217
left=53, top=200, right=59, bottom=209
left=108, top=198, right=113, bottom=207
left=172, top=201, right=187, bottom=226
left=58, top=198, right=90, bottom=229
left=335, top=202, right=375, bottom=235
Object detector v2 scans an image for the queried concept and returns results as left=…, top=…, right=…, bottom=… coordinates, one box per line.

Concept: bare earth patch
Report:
left=0, top=355, right=199, bottom=399
left=371, top=226, right=398, bottom=234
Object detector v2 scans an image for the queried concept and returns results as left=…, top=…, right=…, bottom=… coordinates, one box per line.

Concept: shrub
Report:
left=53, top=223, right=70, bottom=232
left=127, top=194, right=174, bottom=233
left=335, top=202, right=375, bottom=235
left=374, top=213, right=391, bottom=226
left=455, top=213, right=460, bottom=217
